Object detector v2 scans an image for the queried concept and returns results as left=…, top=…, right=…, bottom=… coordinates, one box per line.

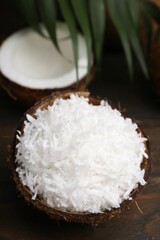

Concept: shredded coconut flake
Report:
left=15, top=94, right=148, bottom=213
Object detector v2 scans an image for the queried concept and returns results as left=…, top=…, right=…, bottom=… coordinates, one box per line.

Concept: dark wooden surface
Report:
left=1, top=2, right=160, bottom=238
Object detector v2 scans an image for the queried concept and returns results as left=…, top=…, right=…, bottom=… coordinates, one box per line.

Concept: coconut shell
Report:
left=140, top=0, right=160, bottom=98
left=8, top=90, right=151, bottom=225
left=0, top=69, right=94, bottom=107
left=148, top=17, right=160, bottom=98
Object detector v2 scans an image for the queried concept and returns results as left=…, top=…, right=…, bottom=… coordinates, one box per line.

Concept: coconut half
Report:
left=8, top=91, right=151, bottom=225
left=0, top=23, right=90, bottom=106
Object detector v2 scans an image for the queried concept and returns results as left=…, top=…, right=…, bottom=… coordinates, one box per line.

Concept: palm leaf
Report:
left=107, top=0, right=148, bottom=77
left=107, top=0, right=133, bottom=76
left=16, top=0, right=159, bottom=80
left=58, top=0, right=79, bottom=79
left=127, top=0, right=148, bottom=77
left=37, top=0, right=60, bottom=52
left=71, top=0, right=93, bottom=78
left=89, top=0, right=106, bottom=64
left=128, top=0, right=139, bottom=29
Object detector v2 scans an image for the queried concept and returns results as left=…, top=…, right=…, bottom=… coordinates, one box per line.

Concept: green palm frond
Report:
left=70, top=0, right=93, bottom=79
left=16, top=0, right=160, bottom=79
left=89, top=0, right=106, bottom=65
left=107, top=0, right=148, bottom=77
left=37, top=0, right=60, bottom=52
left=58, top=0, right=79, bottom=79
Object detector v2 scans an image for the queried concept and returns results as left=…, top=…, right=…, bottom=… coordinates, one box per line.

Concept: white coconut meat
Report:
left=0, top=22, right=88, bottom=89
left=15, top=95, right=148, bottom=213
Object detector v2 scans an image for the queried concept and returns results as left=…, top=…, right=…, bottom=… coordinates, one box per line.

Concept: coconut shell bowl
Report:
left=8, top=91, right=151, bottom=225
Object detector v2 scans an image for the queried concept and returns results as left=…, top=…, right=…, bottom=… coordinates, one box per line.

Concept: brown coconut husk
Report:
left=140, top=0, right=160, bottom=98
left=8, top=90, right=151, bottom=225
left=0, top=69, right=94, bottom=107
left=148, top=17, right=160, bottom=98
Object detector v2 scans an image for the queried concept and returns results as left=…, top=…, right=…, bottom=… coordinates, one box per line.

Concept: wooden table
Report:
left=0, top=52, right=160, bottom=240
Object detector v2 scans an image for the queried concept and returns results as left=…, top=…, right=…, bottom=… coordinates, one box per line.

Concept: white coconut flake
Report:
left=15, top=94, right=148, bottom=213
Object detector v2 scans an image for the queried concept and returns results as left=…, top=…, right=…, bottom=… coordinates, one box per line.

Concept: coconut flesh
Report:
left=0, top=22, right=87, bottom=89
left=15, top=94, right=148, bottom=214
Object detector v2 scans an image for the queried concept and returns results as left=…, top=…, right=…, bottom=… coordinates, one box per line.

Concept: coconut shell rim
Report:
left=0, top=66, right=95, bottom=107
